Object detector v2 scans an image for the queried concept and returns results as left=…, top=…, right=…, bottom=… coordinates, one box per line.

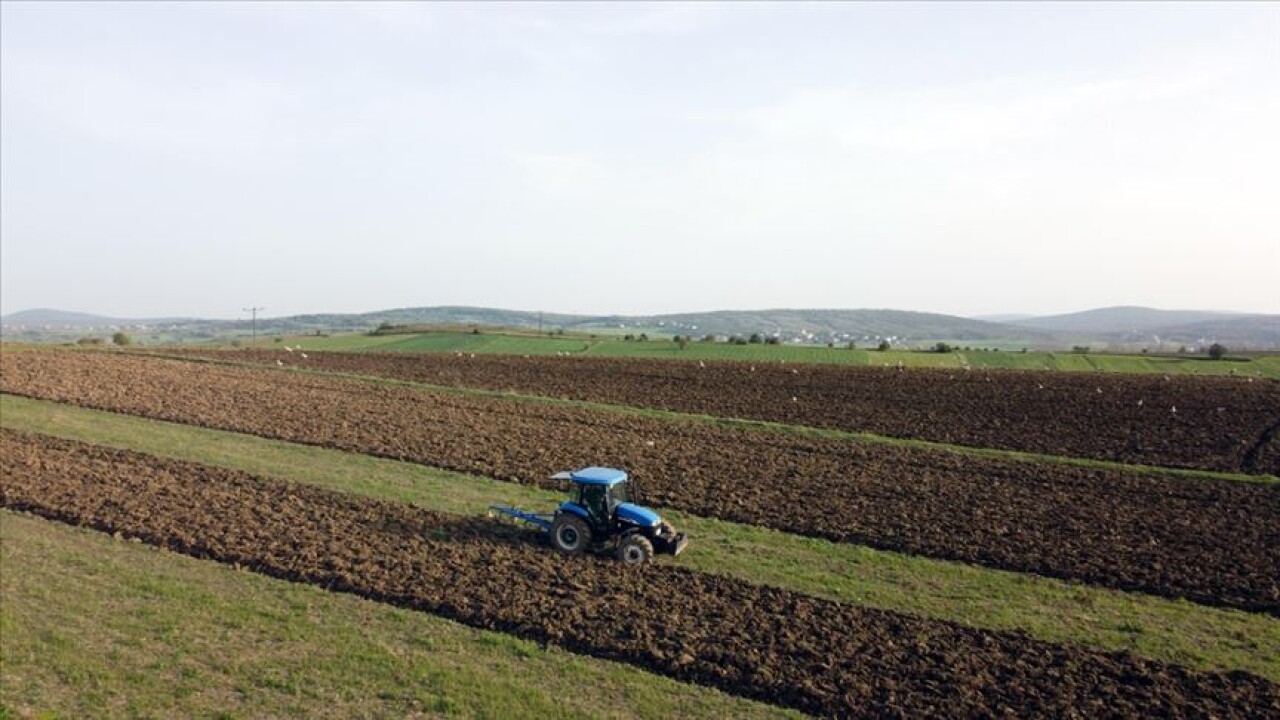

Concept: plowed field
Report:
left=163, top=348, right=1280, bottom=474
left=4, top=351, right=1277, bottom=614
left=4, top=429, right=1276, bottom=719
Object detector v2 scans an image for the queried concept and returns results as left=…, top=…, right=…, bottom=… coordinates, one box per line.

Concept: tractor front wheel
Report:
left=617, top=533, right=654, bottom=565
left=551, top=514, right=591, bottom=554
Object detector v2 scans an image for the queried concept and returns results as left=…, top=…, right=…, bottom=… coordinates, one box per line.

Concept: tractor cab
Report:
left=557, top=466, right=640, bottom=532
left=547, top=466, right=687, bottom=563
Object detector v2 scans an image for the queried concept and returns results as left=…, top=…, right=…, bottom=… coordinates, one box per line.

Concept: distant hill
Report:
left=1, top=305, right=1042, bottom=346
left=4, top=304, right=1276, bottom=349
left=339, top=306, right=1046, bottom=342
left=971, top=313, right=1036, bottom=323
left=238, top=306, right=1044, bottom=341
left=1001, top=306, right=1278, bottom=349
left=606, top=309, right=1043, bottom=341
left=2, top=308, right=130, bottom=327
left=1, top=308, right=197, bottom=328
left=1115, top=314, right=1280, bottom=347
left=1010, top=306, right=1243, bottom=334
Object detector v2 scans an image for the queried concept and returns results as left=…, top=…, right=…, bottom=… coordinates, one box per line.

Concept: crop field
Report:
left=271, top=329, right=1280, bottom=377
left=2, top=347, right=1278, bottom=717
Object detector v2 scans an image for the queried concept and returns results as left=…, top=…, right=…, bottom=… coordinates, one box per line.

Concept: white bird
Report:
left=1171, top=405, right=1177, bottom=413
left=750, top=366, right=756, bottom=372
left=276, top=360, right=283, bottom=366
left=792, top=396, right=798, bottom=402
left=300, top=353, right=308, bottom=359
left=1137, top=399, right=1144, bottom=407
left=284, top=346, right=294, bottom=353
left=699, top=361, right=705, bottom=368
left=1096, top=387, right=1102, bottom=394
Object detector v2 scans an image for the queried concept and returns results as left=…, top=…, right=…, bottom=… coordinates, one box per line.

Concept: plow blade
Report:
left=653, top=522, right=689, bottom=556
left=668, top=532, right=689, bottom=557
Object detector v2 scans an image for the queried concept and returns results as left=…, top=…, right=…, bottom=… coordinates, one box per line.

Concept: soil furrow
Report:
left=3, top=351, right=1277, bottom=614
left=3, top=428, right=1276, bottom=719
left=1243, top=419, right=1280, bottom=474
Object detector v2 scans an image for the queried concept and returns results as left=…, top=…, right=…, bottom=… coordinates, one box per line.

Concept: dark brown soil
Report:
left=4, top=428, right=1276, bottom=719
left=162, top=348, right=1280, bottom=475
left=4, top=351, right=1277, bottom=614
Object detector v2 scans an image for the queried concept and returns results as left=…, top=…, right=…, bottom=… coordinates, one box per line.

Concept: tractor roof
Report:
left=570, top=467, right=628, bottom=486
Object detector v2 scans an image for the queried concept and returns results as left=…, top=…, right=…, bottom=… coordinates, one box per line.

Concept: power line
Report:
left=242, top=307, right=265, bottom=346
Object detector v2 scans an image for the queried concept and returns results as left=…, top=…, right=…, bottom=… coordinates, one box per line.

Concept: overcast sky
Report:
left=2, top=2, right=1277, bottom=320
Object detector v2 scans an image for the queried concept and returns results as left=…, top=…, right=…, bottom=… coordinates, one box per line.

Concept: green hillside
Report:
left=7, top=305, right=1278, bottom=350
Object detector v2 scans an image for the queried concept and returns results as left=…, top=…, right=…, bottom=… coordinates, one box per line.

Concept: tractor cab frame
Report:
left=560, top=467, right=629, bottom=533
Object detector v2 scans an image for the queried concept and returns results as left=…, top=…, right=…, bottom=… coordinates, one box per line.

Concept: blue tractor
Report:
left=490, top=467, right=688, bottom=564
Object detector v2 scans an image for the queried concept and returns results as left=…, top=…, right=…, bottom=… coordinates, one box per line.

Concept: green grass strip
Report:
left=1, top=511, right=801, bottom=719
left=138, top=350, right=1279, bottom=486
left=3, top=394, right=1276, bottom=683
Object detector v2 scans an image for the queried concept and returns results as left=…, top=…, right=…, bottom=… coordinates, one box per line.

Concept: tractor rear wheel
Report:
left=617, top=533, right=654, bottom=565
left=551, top=514, right=591, bottom=554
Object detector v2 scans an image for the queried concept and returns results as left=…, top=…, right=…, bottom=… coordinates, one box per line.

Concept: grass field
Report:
left=6, top=335, right=1276, bottom=378
left=4, top=394, right=1275, bottom=684
left=261, top=331, right=1280, bottom=378
left=1, top=511, right=800, bottom=720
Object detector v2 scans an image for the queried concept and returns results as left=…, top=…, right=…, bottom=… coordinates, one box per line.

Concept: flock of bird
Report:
left=254, top=346, right=1252, bottom=417
left=274, top=346, right=309, bottom=366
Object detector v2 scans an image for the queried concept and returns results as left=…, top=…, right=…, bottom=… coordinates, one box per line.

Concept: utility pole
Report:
left=243, top=307, right=265, bottom=346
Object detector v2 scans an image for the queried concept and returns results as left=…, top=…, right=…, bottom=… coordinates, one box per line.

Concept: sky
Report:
left=2, top=2, right=1277, bottom=320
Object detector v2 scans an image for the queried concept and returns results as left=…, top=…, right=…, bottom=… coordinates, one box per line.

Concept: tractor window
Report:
left=608, top=482, right=628, bottom=509
left=580, top=484, right=610, bottom=527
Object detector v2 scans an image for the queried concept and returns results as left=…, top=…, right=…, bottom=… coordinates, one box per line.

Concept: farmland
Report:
left=161, top=347, right=1280, bottom=474
left=261, top=329, right=1280, bottom=377
left=7, top=394, right=1275, bottom=680
left=5, top=429, right=1278, bottom=718
left=3, top=346, right=1278, bottom=717
left=2, top=511, right=796, bottom=719
left=5, top=349, right=1279, bottom=612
